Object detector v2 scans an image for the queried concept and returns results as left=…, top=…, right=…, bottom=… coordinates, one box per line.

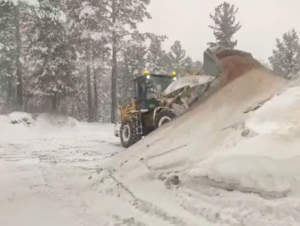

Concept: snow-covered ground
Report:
left=0, top=114, right=124, bottom=226
left=2, top=69, right=300, bottom=226
left=0, top=113, right=212, bottom=226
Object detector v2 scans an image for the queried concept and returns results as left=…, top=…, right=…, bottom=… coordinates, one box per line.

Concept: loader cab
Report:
left=133, top=71, right=176, bottom=110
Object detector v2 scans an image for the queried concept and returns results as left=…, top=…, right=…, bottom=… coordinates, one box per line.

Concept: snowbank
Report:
left=0, top=112, right=78, bottom=128
left=7, top=111, right=35, bottom=126
left=245, top=85, right=300, bottom=135
left=0, top=112, right=35, bottom=141
left=190, top=154, right=300, bottom=197
left=186, top=83, right=300, bottom=198
left=35, top=113, right=78, bottom=128
left=0, top=112, right=79, bottom=142
left=185, top=83, right=300, bottom=197
left=106, top=69, right=300, bottom=225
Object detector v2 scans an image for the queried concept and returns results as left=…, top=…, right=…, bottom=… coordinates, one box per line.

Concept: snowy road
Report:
left=0, top=123, right=126, bottom=226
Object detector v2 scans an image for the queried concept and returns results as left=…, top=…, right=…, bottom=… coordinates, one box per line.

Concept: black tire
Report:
left=155, top=109, right=176, bottom=129
left=120, top=118, right=140, bottom=148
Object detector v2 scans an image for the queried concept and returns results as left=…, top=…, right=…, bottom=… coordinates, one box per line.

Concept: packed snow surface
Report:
left=2, top=69, right=300, bottom=226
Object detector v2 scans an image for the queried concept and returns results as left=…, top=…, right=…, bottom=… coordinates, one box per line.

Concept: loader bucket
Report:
left=202, top=48, right=222, bottom=77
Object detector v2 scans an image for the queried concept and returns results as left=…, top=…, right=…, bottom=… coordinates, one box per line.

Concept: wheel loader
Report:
left=115, top=47, right=264, bottom=148
left=114, top=68, right=216, bottom=148
left=115, top=71, right=177, bottom=148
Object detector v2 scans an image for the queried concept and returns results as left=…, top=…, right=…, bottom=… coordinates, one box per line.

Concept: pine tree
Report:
left=182, top=57, right=203, bottom=75
left=0, top=0, right=35, bottom=111
left=146, top=33, right=168, bottom=73
left=100, top=0, right=152, bottom=123
left=64, top=0, right=111, bottom=121
left=269, top=29, right=300, bottom=79
left=91, top=38, right=110, bottom=121
left=0, top=0, right=15, bottom=107
left=29, top=0, right=77, bottom=112
left=208, top=2, right=241, bottom=49
left=118, top=31, right=147, bottom=105
left=168, top=40, right=186, bottom=76
left=183, top=57, right=193, bottom=73
left=79, top=1, right=101, bottom=122
left=13, top=1, right=23, bottom=110
left=193, top=61, right=203, bottom=73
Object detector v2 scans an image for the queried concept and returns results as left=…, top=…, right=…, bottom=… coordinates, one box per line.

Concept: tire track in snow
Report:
left=173, top=177, right=300, bottom=226
left=96, top=168, right=199, bottom=226
left=38, top=164, right=107, bottom=226
left=112, top=215, right=148, bottom=226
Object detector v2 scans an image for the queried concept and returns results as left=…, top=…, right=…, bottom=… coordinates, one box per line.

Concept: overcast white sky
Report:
left=139, top=0, right=300, bottom=63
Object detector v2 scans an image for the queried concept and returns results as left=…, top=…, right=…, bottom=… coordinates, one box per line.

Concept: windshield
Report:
left=146, top=75, right=174, bottom=99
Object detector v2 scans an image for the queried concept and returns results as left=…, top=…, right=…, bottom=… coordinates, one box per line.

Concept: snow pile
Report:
left=191, top=154, right=300, bottom=197
left=245, top=85, right=300, bottom=135
left=0, top=114, right=10, bottom=125
left=0, top=112, right=78, bottom=129
left=7, top=111, right=35, bottom=126
left=0, top=112, right=79, bottom=142
left=0, top=112, right=35, bottom=139
left=35, top=113, right=78, bottom=128
left=107, top=69, right=300, bottom=225
left=187, top=83, right=300, bottom=198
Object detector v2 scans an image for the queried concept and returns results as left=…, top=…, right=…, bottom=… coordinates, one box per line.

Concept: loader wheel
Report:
left=155, top=109, right=176, bottom=129
left=120, top=118, right=140, bottom=148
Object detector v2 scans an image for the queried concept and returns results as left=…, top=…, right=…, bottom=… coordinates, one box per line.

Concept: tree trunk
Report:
left=93, top=68, right=98, bottom=121
left=111, top=2, right=117, bottom=123
left=86, top=42, right=93, bottom=122
left=14, top=3, right=23, bottom=111
left=24, top=94, right=30, bottom=112
left=111, top=42, right=117, bottom=123
left=7, top=77, right=12, bottom=103
left=51, top=94, right=57, bottom=112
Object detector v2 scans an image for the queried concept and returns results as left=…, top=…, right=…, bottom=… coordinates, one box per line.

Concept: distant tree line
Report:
left=1, top=0, right=299, bottom=123
left=208, top=2, right=300, bottom=80
left=0, top=0, right=202, bottom=123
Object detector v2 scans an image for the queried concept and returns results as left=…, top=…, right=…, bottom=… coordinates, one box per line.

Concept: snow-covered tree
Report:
left=269, top=29, right=300, bottom=79
left=182, top=57, right=203, bottom=75
left=13, top=1, right=27, bottom=110
left=183, top=57, right=193, bottom=71
left=168, top=40, right=186, bottom=76
left=0, top=0, right=202, bottom=124
left=0, top=0, right=32, bottom=110
left=193, top=61, right=203, bottom=73
left=0, top=0, right=16, bottom=106
left=63, top=0, right=111, bottom=121
left=208, top=2, right=241, bottom=49
left=100, top=0, right=152, bottom=123
left=118, top=31, right=147, bottom=105
left=146, top=33, right=168, bottom=73
left=29, top=0, right=77, bottom=111
left=91, top=40, right=110, bottom=122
